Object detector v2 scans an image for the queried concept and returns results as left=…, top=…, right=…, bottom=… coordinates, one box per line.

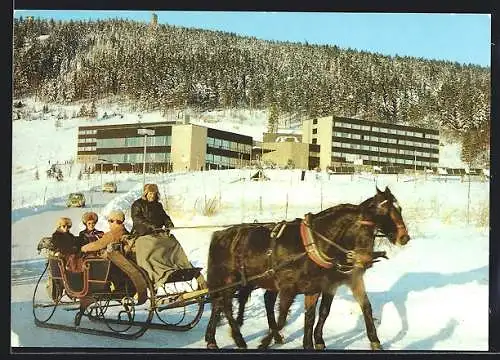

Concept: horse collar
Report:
left=359, top=220, right=376, bottom=227
left=300, top=217, right=335, bottom=269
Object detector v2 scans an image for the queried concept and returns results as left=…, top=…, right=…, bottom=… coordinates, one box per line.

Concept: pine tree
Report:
left=78, top=104, right=88, bottom=117
left=267, top=103, right=279, bottom=134
left=89, top=100, right=98, bottom=118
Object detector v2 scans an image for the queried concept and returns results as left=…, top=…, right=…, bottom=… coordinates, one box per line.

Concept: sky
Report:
left=12, top=10, right=491, bottom=67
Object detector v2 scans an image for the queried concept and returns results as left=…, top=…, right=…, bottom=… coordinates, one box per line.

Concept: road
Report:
left=11, top=181, right=139, bottom=283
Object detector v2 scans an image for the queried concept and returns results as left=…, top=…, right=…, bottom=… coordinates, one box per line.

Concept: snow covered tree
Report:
left=267, top=103, right=279, bottom=134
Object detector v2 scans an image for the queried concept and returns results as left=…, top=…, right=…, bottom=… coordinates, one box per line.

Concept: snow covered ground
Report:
left=11, top=99, right=489, bottom=350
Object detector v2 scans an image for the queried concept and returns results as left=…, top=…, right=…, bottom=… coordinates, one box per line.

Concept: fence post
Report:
left=42, top=185, right=48, bottom=206
left=320, top=178, right=323, bottom=211
left=467, top=173, right=471, bottom=225
left=285, top=192, right=289, bottom=219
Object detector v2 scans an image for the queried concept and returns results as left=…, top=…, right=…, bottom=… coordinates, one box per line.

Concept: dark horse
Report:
left=204, top=186, right=410, bottom=349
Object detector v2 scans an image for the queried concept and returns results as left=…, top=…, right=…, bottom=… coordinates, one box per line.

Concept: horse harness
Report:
left=300, top=213, right=383, bottom=273
left=234, top=213, right=388, bottom=285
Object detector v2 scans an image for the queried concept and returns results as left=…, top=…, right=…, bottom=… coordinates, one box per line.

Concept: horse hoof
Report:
left=236, top=341, right=247, bottom=349
left=207, top=343, right=219, bottom=349
left=314, top=343, right=326, bottom=350
left=274, top=332, right=284, bottom=344
left=370, top=342, right=383, bottom=350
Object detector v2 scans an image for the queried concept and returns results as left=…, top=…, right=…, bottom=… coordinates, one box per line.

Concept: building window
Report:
left=312, top=128, right=317, bottom=134
left=313, top=119, right=318, bottom=124
left=312, top=138, right=317, bottom=144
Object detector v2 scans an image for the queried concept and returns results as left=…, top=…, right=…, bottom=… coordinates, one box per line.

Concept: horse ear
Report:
left=384, top=186, right=390, bottom=193
left=376, top=186, right=382, bottom=194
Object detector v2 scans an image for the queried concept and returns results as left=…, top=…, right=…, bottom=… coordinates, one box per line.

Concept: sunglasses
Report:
left=60, top=224, right=72, bottom=229
left=86, top=221, right=96, bottom=225
left=108, top=219, right=123, bottom=224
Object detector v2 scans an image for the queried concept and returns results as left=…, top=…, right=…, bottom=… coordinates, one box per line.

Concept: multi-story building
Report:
left=258, top=131, right=319, bottom=169
left=76, top=122, right=253, bottom=172
left=303, top=116, right=440, bottom=171
left=259, top=141, right=320, bottom=170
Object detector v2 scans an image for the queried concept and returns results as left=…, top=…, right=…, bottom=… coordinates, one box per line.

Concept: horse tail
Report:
left=207, top=228, right=239, bottom=289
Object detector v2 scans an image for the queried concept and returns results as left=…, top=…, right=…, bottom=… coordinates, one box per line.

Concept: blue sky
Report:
left=13, top=10, right=491, bottom=67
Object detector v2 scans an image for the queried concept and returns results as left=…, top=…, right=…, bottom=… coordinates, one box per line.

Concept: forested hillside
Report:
left=12, top=17, right=490, bottom=165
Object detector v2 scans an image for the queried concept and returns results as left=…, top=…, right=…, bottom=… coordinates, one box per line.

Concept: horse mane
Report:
left=313, top=203, right=360, bottom=222
left=358, top=195, right=376, bottom=210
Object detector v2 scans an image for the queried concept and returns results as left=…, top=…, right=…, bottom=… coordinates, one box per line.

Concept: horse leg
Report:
left=266, top=290, right=284, bottom=344
left=313, top=290, right=336, bottom=350
left=303, top=293, right=320, bottom=349
left=349, top=276, right=382, bottom=350
left=260, top=290, right=296, bottom=349
left=257, top=290, right=282, bottom=349
left=221, top=291, right=247, bottom=349
left=205, top=297, right=223, bottom=349
left=236, top=286, right=252, bottom=326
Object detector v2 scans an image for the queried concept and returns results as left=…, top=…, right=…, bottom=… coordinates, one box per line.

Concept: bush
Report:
left=194, top=196, right=220, bottom=217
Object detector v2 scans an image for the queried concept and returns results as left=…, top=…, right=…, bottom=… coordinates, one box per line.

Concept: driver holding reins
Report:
left=130, top=183, right=206, bottom=289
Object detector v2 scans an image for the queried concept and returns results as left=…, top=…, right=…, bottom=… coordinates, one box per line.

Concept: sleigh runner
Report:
left=33, top=239, right=207, bottom=339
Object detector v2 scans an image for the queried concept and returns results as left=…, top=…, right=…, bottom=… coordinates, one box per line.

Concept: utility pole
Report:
left=138, top=128, right=155, bottom=189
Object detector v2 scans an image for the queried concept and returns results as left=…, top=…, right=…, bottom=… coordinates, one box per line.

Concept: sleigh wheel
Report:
left=153, top=271, right=205, bottom=331
left=32, top=262, right=62, bottom=324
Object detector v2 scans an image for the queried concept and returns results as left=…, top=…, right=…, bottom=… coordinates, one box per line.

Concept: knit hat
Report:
left=56, top=217, right=72, bottom=229
left=107, top=210, right=125, bottom=222
left=82, top=212, right=98, bottom=224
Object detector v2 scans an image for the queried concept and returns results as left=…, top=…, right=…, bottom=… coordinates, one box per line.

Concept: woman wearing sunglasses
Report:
left=46, top=217, right=81, bottom=300
left=81, top=210, right=129, bottom=254
left=51, top=217, right=80, bottom=255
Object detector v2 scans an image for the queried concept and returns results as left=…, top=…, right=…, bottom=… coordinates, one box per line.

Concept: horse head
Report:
left=362, top=186, right=410, bottom=246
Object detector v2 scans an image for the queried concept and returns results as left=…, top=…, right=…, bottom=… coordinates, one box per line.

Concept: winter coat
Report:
left=131, top=198, right=174, bottom=236
left=79, top=229, right=104, bottom=245
left=51, top=231, right=82, bottom=255
left=81, top=226, right=129, bottom=253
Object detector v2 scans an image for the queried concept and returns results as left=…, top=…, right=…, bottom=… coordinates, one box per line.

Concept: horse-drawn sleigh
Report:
left=33, top=237, right=207, bottom=339
left=32, top=186, right=410, bottom=350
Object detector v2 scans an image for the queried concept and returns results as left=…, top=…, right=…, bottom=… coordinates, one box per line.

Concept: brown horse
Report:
left=204, top=186, right=410, bottom=349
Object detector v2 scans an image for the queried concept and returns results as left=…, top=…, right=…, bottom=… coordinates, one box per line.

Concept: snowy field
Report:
left=11, top=169, right=489, bottom=350
left=11, top=99, right=490, bottom=351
